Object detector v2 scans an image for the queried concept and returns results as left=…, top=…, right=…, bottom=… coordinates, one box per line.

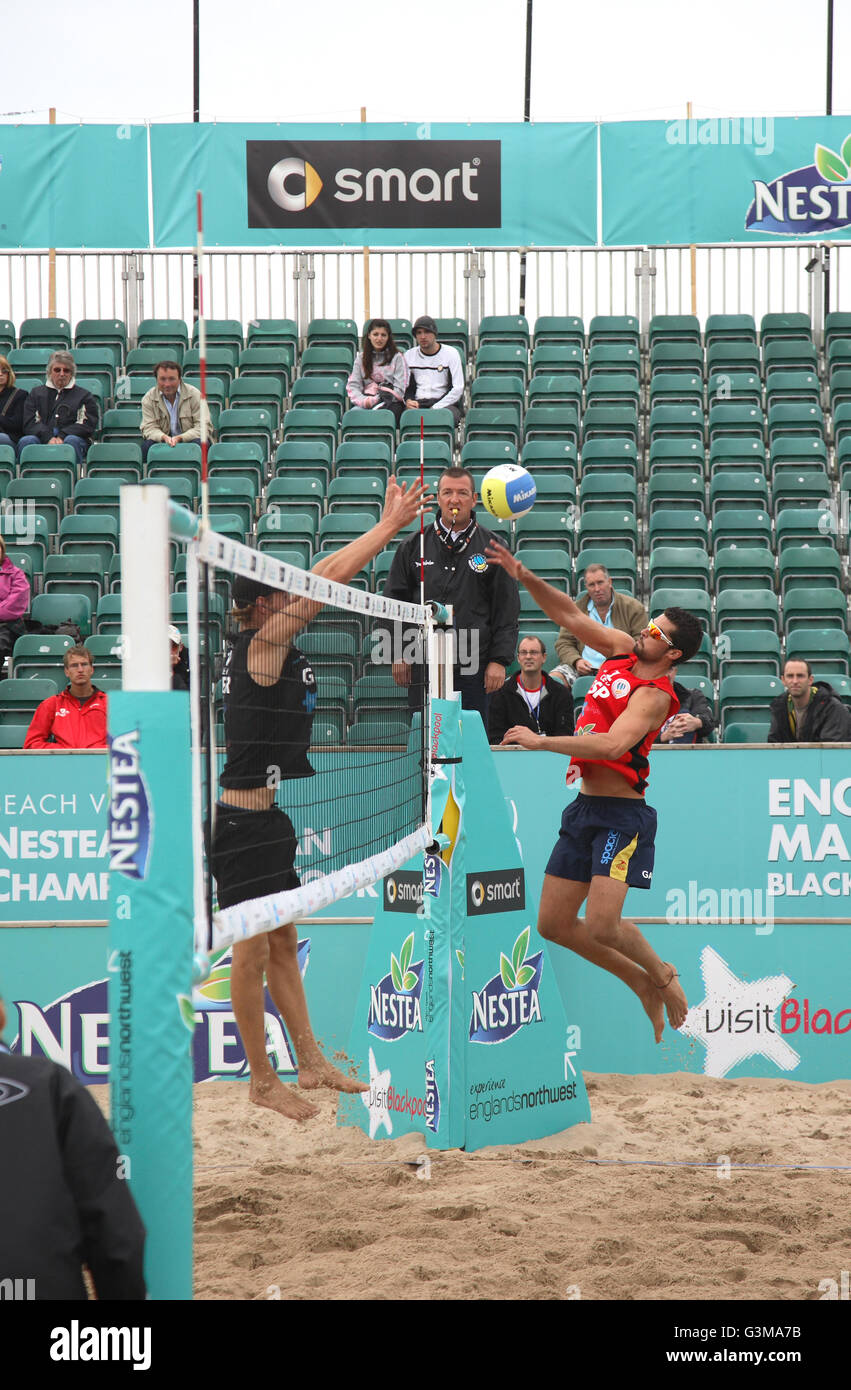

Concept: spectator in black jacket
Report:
left=767, top=659, right=851, bottom=743
left=0, top=356, right=28, bottom=451
left=18, top=350, right=98, bottom=467
left=488, top=634, right=575, bottom=744
left=0, top=994, right=146, bottom=1300
left=656, top=668, right=716, bottom=744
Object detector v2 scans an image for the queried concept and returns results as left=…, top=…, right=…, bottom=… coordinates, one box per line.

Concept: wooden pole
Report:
left=361, top=106, right=370, bottom=321
left=48, top=107, right=57, bottom=318
left=687, top=102, right=697, bottom=317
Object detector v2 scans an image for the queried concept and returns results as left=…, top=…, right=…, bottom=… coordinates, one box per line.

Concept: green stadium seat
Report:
left=650, top=314, right=702, bottom=346
left=465, top=406, right=522, bottom=452
left=649, top=373, right=703, bottom=408
left=73, top=476, right=125, bottom=524
left=346, top=719, right=409, bottom=746
left=460, top=441, right=518, bottom=474
left=828, top=339, right=851, bottom=381
left=94, top=594, right=124, bottom=636
left=290, top=376, right=345, bottom=425
left=782, top=589, right=848, bottom=633
left=705, top=314, right=757, bottom=346
left=829, top=368, right=851, bottom=412
left=577, top=509, right=638, bottom=554
left=573, top=548, right=638, bottom=597
left=774, top=508, right=836, bottom=550
left=472, top=376, right=527, bottom=414
left=825, top=313, right=851, bottom=352
left=399, top=409, right=455, bottom=455
left=433, top=319, right=470, bottom=360
left=0, top=678, right=63, bottom=726
left=339, top=407, right=394, bottom=452
left=31, top=592, right=92, bottom=637
left=0, top=320, right=14, bottom=356
left=648, top=546, right=710, bottom=591
left=712, top=509, right=772, bottom=551
left=101, top=407, right=143, bottom=442
left=785, top=630, right=850, bottom=678
left=648, top=509, right=709, bottom=549
left=763, top=339, right=817, bottom=375
left=0, top=513, right=49, bottom=574
left=585, top=374, right=640, bottom=409
left=85, top=633, right=124, bottom=681
left=11, top=634, right=75, bottom=681
left=716, top=590, right=781, bottom=634
left=650, top=341, right=704, bottom=377
left=0, top=444, right=15, bottom=489
left=219, top=407, right=275, bottom=457
left=20, top=318, right=72, bottom=351
left=478, top=316, right=530, bottom=351
left=765, top=370, right=820, bottom=408
left=709, top=470, right=769, bottom=518
left=571, top=675, right=594, bottom=717
left=353, top=669, right=407, bottom=722
left=523, top=404, right=581, bottom=449
left=511, top=545, right=573, bottom=591
left=586, top=343, right=640, bottom=379
left=475, top=344, right=528, bottom=381
left=647, top=472, right=705, bottom=513
left=273, top=440, right=333, bottom=488
left=582, top=404, right=639, bottom=447
left=761, top=312, right=812, bottom=346
left=717, top=631, right=782, bottom=680
left=58, top=514, right=118, bottom=567
left=650, top=587, right=711, bottom=634
left=113, top=376, right=152, bottom=410
left=677, top=631, right=713, bottom=679
left=125, top=347, right=163, bottom=378
left=707, top=403, right=764, bottom=447
left=588, top=315, right=639, bottom=349
left=708, top=438, right=766, bottom=475
left=207, top=476, right=256, bottom=533
left=767, top=402, right=825, bottom=447
left=256, top=511, right=314, bottom=565
left=237, top=345, right=293, bottom=391
left=648, top=404, right=704, bottom=445
left=515, top=510, right=577, bottom=554
left=307, top=318, right=359, bottom=354
left=528, top=471, right=576, bottom=513
left=825, top=675, right=851, bottom=709
left=136, top=319, right=188, bottom=357
left=713, top=545, right=775, bottom=593
left=192, top=319, right=243, bottom=356
left=522, top=439, right=579, bottom=480
left=771, top=469, right=830, bottom=514
left=395, top=438, right=452, bottom=472
left=72, top=348, right=117, bottom=398
left=579, top=471, right=636, bottom=513
left=300, top=344, right=354, bottom=379
left=706, top=341, right=761, bottom=376
left=533, top=316, right=584, bottom=348
left=75, top=319, right=127, bottom=364
left=0, top=725, right=31, bottom=748
left=297, top=630, right=358, bottom=687
left=706, top=372, right=761, bottom=408
left=331, top=440, right=393, bottom=482
left=43, top=554, right=103, bottom=614
left=723, top=720, right=771, bottom=744
left=648, top=439, right=705, bottom=478
left=18, top=442, right=78, bottom=494
left=5, top=477, right=65, bottom=535
left=531, top=344, right=584, bottom=381
left=719, top=673, right=784, bottom=737
left=209, top=441, right=266, bottom=492
left=327, top=474, right=384, bottom=522
left=778, top=545, right=841, bottom=597
left=246, top=319, right=298, bottom=358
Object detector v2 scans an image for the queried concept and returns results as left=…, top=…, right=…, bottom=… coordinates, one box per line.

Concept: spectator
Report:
left=767, top=658, right=851, bottom=743
left=656, top=666, right=716, bottom=744
left=404, top=316, right=465, bottom=425
left=552, top=565, right=648, bottom=685
left=24, top=645, right=108, bottom=749
left=18, top=351, right=98, bottom=468
left=0, top=536, right=31, bottom=678
left=0, top=356, right=28, bottom=451
left=488, top=634, right=575, bottom=744
left=0, top=993, right=146, bottom=1300
left=170, top=624, right=190, bottom=691
left=346, top=319, right=407, bottom=424
left=383, top=466, right=519, bottom=722
left=140, top=360, right=213, bottom=461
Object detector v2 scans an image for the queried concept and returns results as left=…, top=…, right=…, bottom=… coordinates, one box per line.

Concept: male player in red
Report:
left=485, top=540, right=703, bottom=1042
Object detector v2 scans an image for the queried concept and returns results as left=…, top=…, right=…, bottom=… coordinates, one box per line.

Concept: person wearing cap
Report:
left=169, top=625, right=190, bottom=691
left=404, top=316, right=465, bottom=425
left=210, top=474, right=430, bottom=1124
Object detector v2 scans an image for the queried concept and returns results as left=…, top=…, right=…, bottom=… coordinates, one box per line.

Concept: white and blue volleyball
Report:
left=480, top=464, right=536, bottom=520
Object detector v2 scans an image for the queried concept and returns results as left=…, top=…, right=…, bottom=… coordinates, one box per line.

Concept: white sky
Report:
left=3, top=0, right=851, bottom=125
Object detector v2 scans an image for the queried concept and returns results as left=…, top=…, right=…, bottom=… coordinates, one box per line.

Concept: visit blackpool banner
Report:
left=149, top=122, right=597, bottom=247
left=0, top=125, right=149, bottom=248
left=601, top=115, right=851, bottom=244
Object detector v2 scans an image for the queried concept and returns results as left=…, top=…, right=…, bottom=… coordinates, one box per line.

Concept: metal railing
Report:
left=0, top=243, right=847, bottom=346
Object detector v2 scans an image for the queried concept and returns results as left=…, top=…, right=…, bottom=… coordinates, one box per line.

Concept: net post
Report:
left=108, top=485, right=194, bottom=1299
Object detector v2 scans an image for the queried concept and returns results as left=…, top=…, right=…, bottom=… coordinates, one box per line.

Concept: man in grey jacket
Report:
left=553, top=564, right=648, bottom=685
left=140, top=360, right=214, bottom=460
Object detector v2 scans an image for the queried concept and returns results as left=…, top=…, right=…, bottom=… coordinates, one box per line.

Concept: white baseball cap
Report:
left=168, top=625, right=182, bottom=645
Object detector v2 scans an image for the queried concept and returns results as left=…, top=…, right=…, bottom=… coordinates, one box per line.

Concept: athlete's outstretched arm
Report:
left=485, top=540, right=634, bottom=659
left=501, top=685, right=671, bottom=759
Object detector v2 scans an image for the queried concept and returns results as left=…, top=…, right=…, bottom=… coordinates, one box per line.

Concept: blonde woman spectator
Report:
left=346, top=319, right=407, bottom=424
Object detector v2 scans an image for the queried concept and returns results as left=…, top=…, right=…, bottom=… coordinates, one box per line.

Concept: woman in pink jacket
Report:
left=346, top=319, right=408, bottom=424
left=0, top=536, right=31, bottom=674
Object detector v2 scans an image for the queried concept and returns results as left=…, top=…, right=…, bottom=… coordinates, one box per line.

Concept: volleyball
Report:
left=480, top=464, right=537, bottom=520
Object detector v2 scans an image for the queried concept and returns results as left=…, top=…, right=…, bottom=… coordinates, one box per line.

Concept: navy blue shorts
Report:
left=545, top=793, right=658, bottom=889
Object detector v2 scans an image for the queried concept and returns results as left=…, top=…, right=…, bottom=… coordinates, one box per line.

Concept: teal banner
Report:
left=150, top=122, right=597, bottom=247
left=0, top=125, right=149, bottom=248
left=602, top=115, right=851, bottom=244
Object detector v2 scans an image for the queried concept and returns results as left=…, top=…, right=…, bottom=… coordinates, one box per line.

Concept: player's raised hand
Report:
left=484, top=538, right=523, bottom=580
left=382, top=474, right=433, bottom=533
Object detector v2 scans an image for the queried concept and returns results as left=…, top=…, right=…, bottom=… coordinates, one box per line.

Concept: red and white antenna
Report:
left=196, top=191, right=209, bottom=529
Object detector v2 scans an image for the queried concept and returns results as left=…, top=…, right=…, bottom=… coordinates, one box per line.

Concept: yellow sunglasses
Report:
left=647, top=618, right=674, bottom=647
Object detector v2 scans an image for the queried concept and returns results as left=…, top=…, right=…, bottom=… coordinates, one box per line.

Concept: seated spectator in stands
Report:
left=140, top=360, right=213, bottom=461
left=170, top=624, right=190, bottom=691
left=347, top=319, right=407, bottom=424
left=0, top=356, right=28, bottom=451
left=488, top=634, right=575, bottom=744
left=0, top=991, right=147, bottom=1300
left=552, top=564, right=648, bottom=685
left=656, top=666, right=716, bottom=744
left=404, top=316, right=465, bottom=425
left=767, top=659, right=851, bottom=743
left=18, top=351, right=98, bottom=467
left=24, top=646, right=108, bottom=749
left=0, top=536, right=31, bottom=678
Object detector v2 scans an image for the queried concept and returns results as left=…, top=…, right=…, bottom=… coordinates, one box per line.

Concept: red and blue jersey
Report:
left=569, top=653, right=678, bottom=794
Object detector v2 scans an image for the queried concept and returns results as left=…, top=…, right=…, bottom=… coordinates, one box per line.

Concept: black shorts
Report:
left=210, top=803, right=300, bottom=910
left=545, top=793, right=658, bottom=890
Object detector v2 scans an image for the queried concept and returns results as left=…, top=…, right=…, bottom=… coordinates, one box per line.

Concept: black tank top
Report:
left=219, top=629, right=317, bottom=790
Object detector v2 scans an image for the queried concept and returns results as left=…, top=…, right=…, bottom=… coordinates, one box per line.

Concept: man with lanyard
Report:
left=488, top=634, right=575, bottom=744
left=384, top=466, right=519, bottom=721
left=404, top=316, right=466, bottom=425
left=485, top=538, right=703, bottom=1043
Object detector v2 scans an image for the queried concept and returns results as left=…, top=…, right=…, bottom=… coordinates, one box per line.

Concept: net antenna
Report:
left=175, top=515, right=435, bottom=956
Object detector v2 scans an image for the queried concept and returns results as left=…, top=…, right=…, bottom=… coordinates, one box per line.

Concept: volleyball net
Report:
left=181, top=519, right=434, bottom=955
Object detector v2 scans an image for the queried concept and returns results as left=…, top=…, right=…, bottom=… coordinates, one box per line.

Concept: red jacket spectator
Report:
left=24, top=646, right=107, bottom=749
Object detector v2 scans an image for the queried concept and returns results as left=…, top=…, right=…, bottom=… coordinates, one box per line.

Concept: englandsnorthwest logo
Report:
left=678, top=946, right=800, bottom=1079
left=108, top=729, right=153, bottom=881
left=746, top=133, right=851, bottom=235
left=469, top=926, right=544, bottom=1044
left=367, top=932, right=424, bottom=1041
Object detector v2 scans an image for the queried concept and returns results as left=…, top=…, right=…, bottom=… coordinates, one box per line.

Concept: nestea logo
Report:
left=746, top=133, right=851, bottom=235
left=108, top=729, right=153, bottom=881
left=368, top=932, right=424, bottom=1042
left=469, top=927, right=544, bottom=1044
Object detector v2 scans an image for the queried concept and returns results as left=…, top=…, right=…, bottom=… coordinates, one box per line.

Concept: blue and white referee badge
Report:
left=468, top=553, right=488, bottom=573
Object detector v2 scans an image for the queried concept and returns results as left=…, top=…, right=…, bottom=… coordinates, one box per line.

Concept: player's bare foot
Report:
left=654, top=963, right=688, bottom=1030
left=249, top=1077, right=318, bottom=1120
left=635, top=973, right=665, bottom=1043
left=298, top=1058, right=368, bottom=1094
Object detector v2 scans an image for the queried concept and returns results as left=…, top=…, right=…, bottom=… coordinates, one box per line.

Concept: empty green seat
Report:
left=647, top=472, right=705, bottom=513
left=716, top=590, right=780, bottom=633
left=585, top=374, right=640, bottom=408
left=760, top=312, right=812, bottom=346
left=771, top=469, right=830, bottom=513
left=649, top=372, right=704, bottom=408
left=713, top=546, right=775, bottom=592
left=31, top=592, right=92, bottom=637
left=43, top=554, right=104, bottom=612
left=184, top=346, right=239, bottom=389
left=433, top=319, right=469, bottom=360
left=339, top=407, right=395, bottom=452
left=649, top=509, right=709, bottom=549
left=5, top=477, right=66, bottom=535
left=588, top=315, right=639, bottom=348
left=586, top=343, right=640, bottom=379
left=256, top=511, right=314, bottom=565
left=192, top=318, right=243, bottom=356
left=0, top=513, right=49, bottom=572
left=237, top=345, right=292, bottom=390
left=531, top=344, right=584, bottom=381
left=246, top=319, right=298, bottom=357
left=783, top=589, right=848, bottom=633
left=274, top=439, right=333, bottom=487
left=763, top=340, right=817, bottom=374
left=707, top=372, right=761, bottom=408
left=765, top=370, right=819, bottom=408
left=648, top=546, right=710, bottom=591
left=722, top=720, right=771, bottom=744
left=533, top=472, right=577, bottom=512
left=533, top=316, right=584, bottom=348
left=709, top=470, right=768, bottom=517
left=75, top=319, right=127, bottom=364
left=475, top=344, right=528, bottom=381
left=775, top=508, right=836, bottom=550
left=395, top=438, right=452, bottom=470
left=465, top=406, right=522, bottom=451
left=266, top=477, right=324, bottom=528
left=290, top=376, right=345, bottom=424
left=648, top=404, right=704, bottom=445
left=706, top=341, right=760, bottom=376
left=471, top=377, right=526, bottom=415
left=769, top=436, right=828, bottom=476
left=705, top=314, right=757, bottom=346
left=511, top=545, right=573, bottom=591
left=778, top=545, right=841, bottom=596
left=577, top=509, right=638, bottom=554
left=712, top=509, right=772, bottom=551
left=125, top=347, right=164, bottom=377
left=11, top=634, right=75, bottom=681
left=307, top=318, right=359, bottom=354
left=650, top=341, right=704, bottom=377
left=515, top=511, right=577, bottom=553
left=717, top=631, right=782, bottom=680
left=478, top=315, right=530, bottom=350
left=579, top=471, right=636, bottom=512
left=522, top=439, right=579, bottom=479
left=786, top=630, right=850, bottom=678
left=300, top=344, right=354, bottom=378
left=94, top=594, right=124, bottom=635
left=219, top=407, right=275, bottom=457
left=649, top=314, right=701, bottom=345
left=58, top=514, right=118, bottom=566
left=719, top=673, right=785, bottom=736
left=136, top=319, right=189, bottom=357
left=102, top=407, right=143, bottom=441
left=0, top=678, right=62, bottom=725
left=20, top=317, right=72, bottom=350
left=648, top=439, right=706, bottom=477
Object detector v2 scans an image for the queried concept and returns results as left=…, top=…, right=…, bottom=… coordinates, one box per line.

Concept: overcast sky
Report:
left=3, top=0, right=850, bottom=125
